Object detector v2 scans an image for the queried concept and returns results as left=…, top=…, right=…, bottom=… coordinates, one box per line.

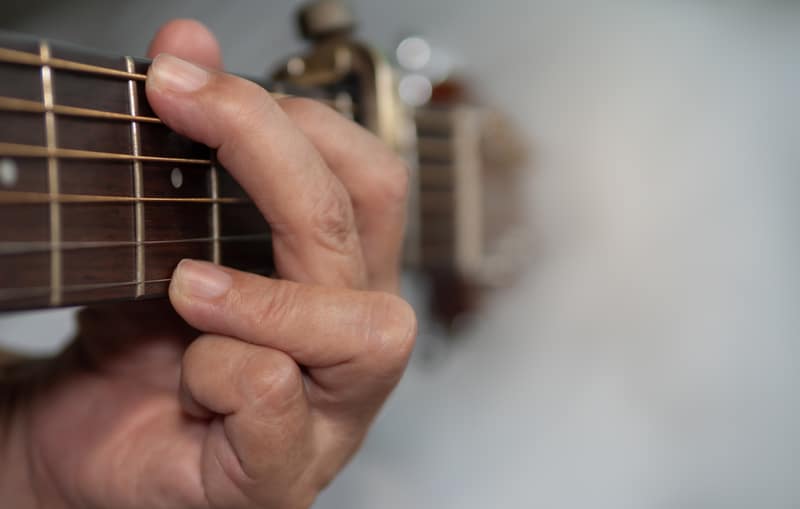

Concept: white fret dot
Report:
left=0, top=158, right=18, bottom=188
left=170, top=168, right=184, bottom=189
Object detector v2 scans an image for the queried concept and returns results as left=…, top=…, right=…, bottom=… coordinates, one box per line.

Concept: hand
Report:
left=0, top=19, right=415, bottom=509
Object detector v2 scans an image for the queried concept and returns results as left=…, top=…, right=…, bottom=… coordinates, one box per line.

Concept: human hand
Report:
left=1, top=19, right=415, bottom=509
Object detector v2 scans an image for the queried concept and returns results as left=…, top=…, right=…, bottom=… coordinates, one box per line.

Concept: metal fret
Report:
left=209, top=164, right=221, bottom=264
left=40, top=41, right=62, bottom=306
left=125, top=56, right=145, bottom=297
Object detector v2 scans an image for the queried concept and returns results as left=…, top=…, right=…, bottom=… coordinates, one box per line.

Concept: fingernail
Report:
left=149, top=54, right=209, bottom=93
left=173, top=260, right=232, bottom=300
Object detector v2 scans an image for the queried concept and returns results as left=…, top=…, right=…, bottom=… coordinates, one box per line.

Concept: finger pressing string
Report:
left=147, top=55, right=367, bottom=288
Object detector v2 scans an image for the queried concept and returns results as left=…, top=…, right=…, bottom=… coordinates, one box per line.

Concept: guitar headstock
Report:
left=269, top=0, right=413, bottom=156
left=271, top=3, right=529, bottom=331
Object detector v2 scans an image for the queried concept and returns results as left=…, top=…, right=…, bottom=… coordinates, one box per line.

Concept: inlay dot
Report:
left=0, top=158, right=18, bottom=188
left=170, top=168, right=184, bottom=189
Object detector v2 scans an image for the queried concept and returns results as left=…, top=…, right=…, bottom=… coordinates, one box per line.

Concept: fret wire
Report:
left=40, top=41, right=62, bottom=307
left=0, top=190, right=250, bottom=204
left=126, top=56, right=146, bottom=298
left=0, top=96, right=162, bottom=123
left=0, top=233, right=272, bottom=255
left=210, top=163, right=221, bottom=264
left=0, top=142, right=211, bottom=165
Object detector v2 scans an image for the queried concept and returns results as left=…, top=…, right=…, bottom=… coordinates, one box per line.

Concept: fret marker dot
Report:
left=170, top=168, right=183, bottom=189
left=0, top=158, right=18, bottom=188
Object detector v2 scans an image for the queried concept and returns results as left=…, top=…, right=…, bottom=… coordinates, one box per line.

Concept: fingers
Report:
left=146, top=55, right=366, bottom=288
left=169, top=260, right=417, bottom=406
left=180, top=334, right=316, bottom=506
left=279, top=98, right=409, bottom=292
left=147, top=19, right=223, bottom=69
left=180, top=335, right=309, bottom=464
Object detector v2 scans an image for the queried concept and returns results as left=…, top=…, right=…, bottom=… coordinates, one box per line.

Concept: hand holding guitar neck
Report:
left=0, top=19, right=416, bottom=509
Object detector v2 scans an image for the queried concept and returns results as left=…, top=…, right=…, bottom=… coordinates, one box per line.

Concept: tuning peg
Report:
left=298, top=0, right=357, bottom=41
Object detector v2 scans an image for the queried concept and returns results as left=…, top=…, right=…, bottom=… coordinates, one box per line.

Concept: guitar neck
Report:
left=0, top=29, right=483, bottom=314
left=0, top=33, right=342, bottom=311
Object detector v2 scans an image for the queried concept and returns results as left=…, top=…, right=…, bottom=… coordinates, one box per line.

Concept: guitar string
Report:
left=0, top=45, right=436, bottom=297
left=0, top=96, right=162, bottom=123
left=0, top=47, right=147, bottom=80
left=0, top=46, right=375, bottom=221
left=0, top=183, right=454, bottom=206
left=0, top=140, right=458, bottom=200
left=0, top=47, right=343, bottom=108
left=0, top=268, right=275, bottom=301
left=0, top=162, right=455, bottom=206
left=0, top=140, right=456, bottom=172
left=0, top=279, right=172, bottom=301
left=0, top=233, right=272, bottom=255
left=0, top=142, right=210, bottom=165
left=0, top=190, right=250, bottom=205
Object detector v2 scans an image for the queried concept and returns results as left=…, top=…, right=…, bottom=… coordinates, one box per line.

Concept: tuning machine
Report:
left=270, top=0, right=411, bottom=155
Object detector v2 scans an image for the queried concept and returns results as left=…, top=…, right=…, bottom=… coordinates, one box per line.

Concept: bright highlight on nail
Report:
left=148, top=54, right=210, bottom=93
left=173, top=259, right=232, bottom=300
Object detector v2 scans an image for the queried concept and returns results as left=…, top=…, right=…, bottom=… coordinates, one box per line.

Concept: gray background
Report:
left=1, top=1, right=799, bottom=507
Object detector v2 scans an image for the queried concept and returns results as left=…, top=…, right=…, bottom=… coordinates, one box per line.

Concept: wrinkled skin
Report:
left=0, top=20, right=416, bottom=509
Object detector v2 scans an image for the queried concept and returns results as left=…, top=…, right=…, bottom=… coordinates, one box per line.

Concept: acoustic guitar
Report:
left=0, top=1, right=524, bottom=328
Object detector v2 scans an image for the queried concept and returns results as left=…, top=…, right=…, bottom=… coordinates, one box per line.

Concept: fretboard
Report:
left=0, top=33, right=307, bottom=311
left=0, top=31, right=481, bottom=315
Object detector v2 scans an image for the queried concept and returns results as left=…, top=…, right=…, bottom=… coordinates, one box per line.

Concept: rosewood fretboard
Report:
left=0, top=34, right=309, bottom=311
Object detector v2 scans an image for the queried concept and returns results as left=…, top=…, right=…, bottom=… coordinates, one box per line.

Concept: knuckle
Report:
left=280, top=94, right=409, bottom=208
left=239, top=349, right=304, bottom=411
left=244, top=280, right=300, bottom=331
left=364, top=292, right=417, bottom=375
left=309, top=181, right=356, bottom=250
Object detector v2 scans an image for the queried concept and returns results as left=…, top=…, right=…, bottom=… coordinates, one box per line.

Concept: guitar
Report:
left=0, top=1, right=524, bottom=327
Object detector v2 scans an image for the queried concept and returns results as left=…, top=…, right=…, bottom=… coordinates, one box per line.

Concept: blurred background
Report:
left=1, top=1, right=799, bottom=507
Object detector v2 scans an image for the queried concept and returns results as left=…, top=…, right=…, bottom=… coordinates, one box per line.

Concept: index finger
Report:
left=146, top=54, right=366, bottom=288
